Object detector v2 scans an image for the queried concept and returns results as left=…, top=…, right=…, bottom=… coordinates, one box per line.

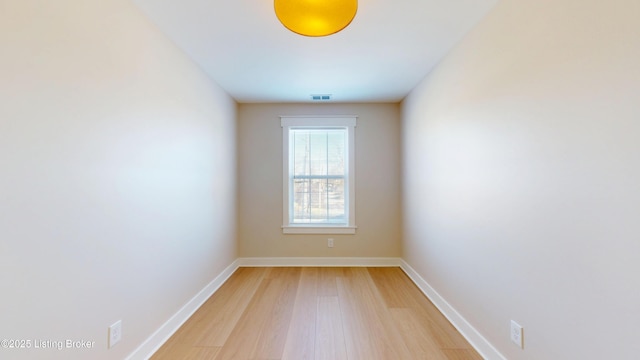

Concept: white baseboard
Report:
left=238, top=257, right=402, bottom=267
left=399, top=260, right=506, bottom=360
left=126, top=259, right=240, bottom=360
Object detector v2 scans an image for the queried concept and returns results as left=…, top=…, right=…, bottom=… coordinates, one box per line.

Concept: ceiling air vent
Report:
left=311, top=94, right=332, bottom=101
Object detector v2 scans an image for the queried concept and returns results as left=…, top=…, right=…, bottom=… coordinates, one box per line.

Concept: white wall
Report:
left=0, top=1, right=237, bottom=359
left=237, top=103, right=402, bottom=258
left=402, top=0, right=640, bottom=359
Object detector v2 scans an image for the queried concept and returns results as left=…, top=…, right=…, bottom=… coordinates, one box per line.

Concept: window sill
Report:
left=282, top=226, right=357, bottom=235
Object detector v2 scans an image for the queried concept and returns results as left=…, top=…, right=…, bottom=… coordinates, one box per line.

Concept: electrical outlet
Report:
left=510, top=320, right=524, bottom=349
left=328, top=238, right=334, bottom=248
left=109, top=320, right=122, bottom=348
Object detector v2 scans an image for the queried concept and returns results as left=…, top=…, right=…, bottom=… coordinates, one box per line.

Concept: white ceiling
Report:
left=133, top=0, right=497, bottom=103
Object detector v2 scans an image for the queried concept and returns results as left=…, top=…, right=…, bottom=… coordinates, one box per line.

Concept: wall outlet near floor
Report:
left=328, top=238, right=334, bottom=248
left=510, top=320, right=524, bottom=349
left=109, top=320, right=122, bottom=348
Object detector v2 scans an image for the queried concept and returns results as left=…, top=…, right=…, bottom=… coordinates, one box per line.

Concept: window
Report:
left=281, top=116, right=357, bottom=234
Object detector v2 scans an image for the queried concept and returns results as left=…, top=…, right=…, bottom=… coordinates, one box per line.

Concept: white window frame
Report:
left=281, top=116, right=357, bottom=235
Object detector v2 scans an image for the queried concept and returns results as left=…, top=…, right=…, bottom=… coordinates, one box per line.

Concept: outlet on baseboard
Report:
left=328, top=238, right=334, bottom=248
left=109, top=320, right=122, bottom=348
left=510, top=320, right=524, bottom=349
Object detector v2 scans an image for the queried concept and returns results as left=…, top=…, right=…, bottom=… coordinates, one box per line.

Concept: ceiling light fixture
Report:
left=274, top=0, right=358, bottom=37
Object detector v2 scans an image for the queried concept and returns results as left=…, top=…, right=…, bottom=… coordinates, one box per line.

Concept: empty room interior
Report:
left=1, top=0, right=639, bottom=359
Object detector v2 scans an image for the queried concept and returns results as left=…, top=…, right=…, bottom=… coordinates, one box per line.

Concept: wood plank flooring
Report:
left=151, top=267, right=483, bottom=360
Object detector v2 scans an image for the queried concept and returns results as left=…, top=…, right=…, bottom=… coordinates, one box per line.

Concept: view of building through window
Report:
left=291, top=128, right=347, bottom=224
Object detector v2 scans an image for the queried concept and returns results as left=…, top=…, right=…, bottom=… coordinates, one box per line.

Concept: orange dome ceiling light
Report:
left=274, top=0, right=358, bottom=37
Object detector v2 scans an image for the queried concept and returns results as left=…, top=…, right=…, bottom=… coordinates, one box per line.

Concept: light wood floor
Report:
left=151, top=267, right=482, bottom=360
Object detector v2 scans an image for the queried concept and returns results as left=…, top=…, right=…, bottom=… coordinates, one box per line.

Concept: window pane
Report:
left=292, top=177, right=346, bottom=224
left=309, top=132, right=327, bottom=176
left=293, top=131, right=309, bottom=176
left=327, top=131, right=345, bottom=176
left=292, top=178, right=309, bottom=221
left=292, top=129, right=346, bottom=178
left=288, top=126, right=349, bottom=225
left=327, top=178, right=345, bottom=222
